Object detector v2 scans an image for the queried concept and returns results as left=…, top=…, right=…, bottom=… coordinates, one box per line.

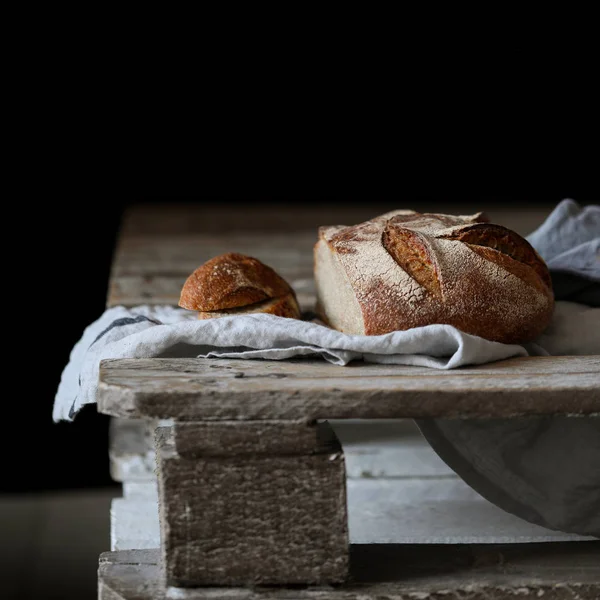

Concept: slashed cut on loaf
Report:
left=314, top=210, right=554, bottom=343
left=180, top=253, right=301, bottom=320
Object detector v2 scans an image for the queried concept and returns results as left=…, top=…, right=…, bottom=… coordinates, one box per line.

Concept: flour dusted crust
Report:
left=314, top=210, right=554, bottom=343
left=180, top=253, right=301, bottom=320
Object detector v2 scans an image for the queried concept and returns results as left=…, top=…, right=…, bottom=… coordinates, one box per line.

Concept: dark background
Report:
left=7, top=193, right=597, bottom=493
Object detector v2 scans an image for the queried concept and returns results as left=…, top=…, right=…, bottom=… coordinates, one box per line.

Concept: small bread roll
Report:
left=179, top=253, right=301, bottom=320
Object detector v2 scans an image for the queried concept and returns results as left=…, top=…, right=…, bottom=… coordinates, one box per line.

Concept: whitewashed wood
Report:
left=347, top=478, right=595, bottom=544
left=111, top=450, right=156, bottom=482
left=110, top=418, right=173, bottom=482
left=98, top=544, right=600, bottom=600
left=99, top=550, right=163, bottom=600
left=332, top=419, right=456, bottom=478
left=112, top=482, right=158, bottom=552
left=111, top=498, right=160, bottom=551
left=97, top=356, right=600, bottom=421
left=123, top=481, right=159, bottom=501
left=109, top=418, right=157, bottom=482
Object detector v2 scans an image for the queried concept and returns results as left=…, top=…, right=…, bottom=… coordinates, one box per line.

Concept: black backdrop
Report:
left=6, top=193, right=596, bottom=493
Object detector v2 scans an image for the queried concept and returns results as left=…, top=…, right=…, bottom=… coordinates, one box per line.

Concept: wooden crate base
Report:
left=99, top=543, right=600, bottom=600
left=156, top=423, right=349, bottom=586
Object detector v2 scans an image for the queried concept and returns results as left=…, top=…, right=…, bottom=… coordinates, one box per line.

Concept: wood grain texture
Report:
left=111, top=498, right=160, bottom=552
left=173, top=420, right=337, bottom=457
left=109, top=418, right=161, bottom=482
left=99, top=550, right=162, bottom=600
left=108, top=234, right=316, bottom=309
left=156, top=425, right=349, bottom=586
left=97, top=356, right=600, bottom=421
left=109, top=203, right=554, bottom=308
left=98, top=543, right=600, bottom=599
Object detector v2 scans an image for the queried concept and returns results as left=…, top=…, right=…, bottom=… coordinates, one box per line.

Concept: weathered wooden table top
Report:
left=102, top=202, right=600, bottom=421
left=99, top=544, right=600, bottom=600
left=108, top=202, right=562, bottom=310
left=98, top=356, right=600, bottom=420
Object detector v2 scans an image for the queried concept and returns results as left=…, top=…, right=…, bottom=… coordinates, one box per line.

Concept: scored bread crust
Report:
left=314, top=210, right=554, bottom=343
left=179, top=253, right=294, bottom=311
left=197, top=293, right=301, bottom=320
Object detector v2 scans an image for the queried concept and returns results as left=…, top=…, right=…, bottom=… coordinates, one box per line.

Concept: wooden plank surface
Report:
left=111, top=498, right=160, bottom=552
left=346, top=478, right=596, bottom=545
left=98, top=544, right=600, bottom=599
left=109, top=203, right=556, bottom=308
left=97, top=356, right=600, bottom=421
left=156, top=425, right=348, bottom=586
left=109, top=233, right=317, bottom=309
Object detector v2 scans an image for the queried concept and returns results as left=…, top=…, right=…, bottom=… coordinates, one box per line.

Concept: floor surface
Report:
left=0, top=487, right=119, bottom=600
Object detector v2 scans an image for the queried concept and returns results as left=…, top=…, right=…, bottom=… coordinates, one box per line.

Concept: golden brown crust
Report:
left=179, top=253, right=294, bottom=311
left=382, top=226, right=442, bottom=298
left=197, top=293, right=301, bottom=320
left=437, top=223, right=552, bottom=290
left=317, top=211, right=554, bottom=344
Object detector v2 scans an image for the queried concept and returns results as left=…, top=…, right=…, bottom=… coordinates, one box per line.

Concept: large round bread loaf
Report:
left=314, top=210, right=554, bottom=343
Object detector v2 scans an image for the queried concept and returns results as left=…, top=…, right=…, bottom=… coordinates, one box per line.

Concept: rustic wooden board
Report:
left=156, top=425, right=349, bottom=586
left=98, top=544, right=600, bottom=600
left=97, top=356, right=600, bottom=421
left=109, top=203, right=554, bottom=307
left=173, top=420, right=338, bottom=457
left=99, top=549, right=163, bottom=600
left=111, top=498, right=160, bottom=552
left=108, top=233, right=317, bottom=309
left=346, top=478, right=595, bottom=544
left=109, top=418, right=160, bottom=482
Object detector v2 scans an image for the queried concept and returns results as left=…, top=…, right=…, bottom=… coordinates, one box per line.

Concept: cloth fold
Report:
left=527, top=198, right=599, bottom=305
